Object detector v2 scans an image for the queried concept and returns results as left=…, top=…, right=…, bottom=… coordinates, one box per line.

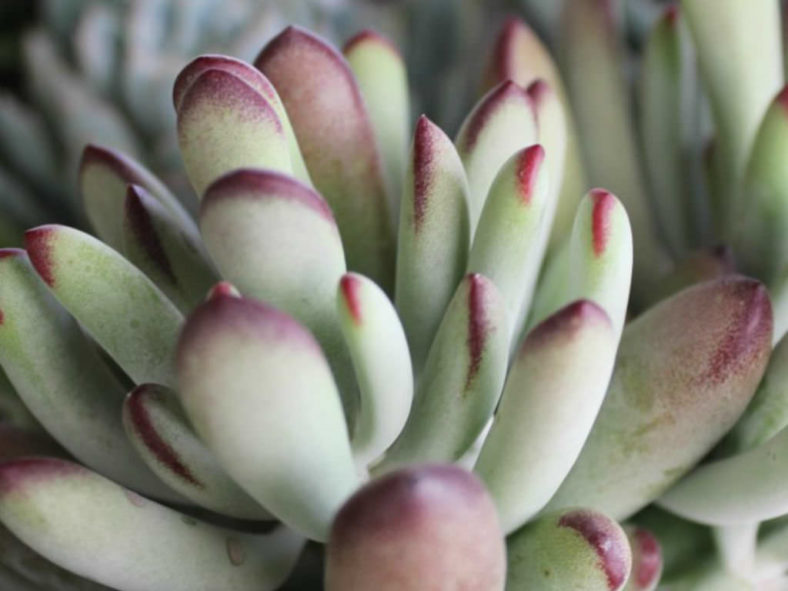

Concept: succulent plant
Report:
left=0, top=0, right=787, bottom=589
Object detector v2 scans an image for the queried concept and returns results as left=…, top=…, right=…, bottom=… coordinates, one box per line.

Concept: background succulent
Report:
left=0, top=0, right=787, bottom=590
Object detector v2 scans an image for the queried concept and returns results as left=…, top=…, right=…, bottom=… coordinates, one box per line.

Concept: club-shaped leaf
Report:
left=122, top=185, right=217, bottom=313
left=380, top=274, right=508, bottom=468
left=484, top=17, right=587, bottom=252
left=395, top=115, right=470, bottom=374
left=325, top=465, right=505, bottom=591
left=0, top=458, right=304, bottom=591
left=79, top=144, right=198, bottom=253
left=455, top=80, right=537, bottom=233
left=527, top=189, right=632, bottom=337
left=475, top=300, right=618, bottom=533
left=173, top=54, right=311, bottom=186
left=560, top=0, right=670, bottom=297
left=507, top=508, right=632, bottom=591
left=337, top=273, right=413, bottom=467
left=735, top=86, right=788, bottom=283
left=0, top=249, right=176, bottom=500
left=567, top=189, right=633, bottom=335
left=199, top=169, right=357, bottom=421
left=176, top=293, right=358, bottom=541
left=175, top=65, right=290, bottom=197
left=122, top=384, right=271, bottom=521
left=466, top=144, right=549, bottom=343
left=25, top=225, right=183, bottom=388
left=256, top=26, right=395, bottom=291
left=343, top=31, right=409, bottom=222
left=544, top=277, right=772, bottom=519
left=623, top=526, right=663, bottom=591
left=682, top=0, right=783, bottom=230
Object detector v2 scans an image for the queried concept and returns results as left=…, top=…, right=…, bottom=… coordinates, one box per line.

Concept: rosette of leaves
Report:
left=0, top=0, right=786, bottom=589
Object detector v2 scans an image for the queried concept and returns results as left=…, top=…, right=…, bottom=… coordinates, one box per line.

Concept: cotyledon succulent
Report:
left=0, top=0, right=786, bottom=589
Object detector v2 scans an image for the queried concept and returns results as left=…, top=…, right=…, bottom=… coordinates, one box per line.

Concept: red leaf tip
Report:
left=206, top=281, right=241, bottom=301
left=558, top=509, right=630, bottom=590
left=590, top=189, right=617, bottom=256
left=340, top=274, right=364, bottom=325
left=24, top=225, right=58, bottom=287
left=412, top=114, right=439, bottom=232
left=515, top=144, right=545, bottom=204
left=631, top=528, right=662, bottom=589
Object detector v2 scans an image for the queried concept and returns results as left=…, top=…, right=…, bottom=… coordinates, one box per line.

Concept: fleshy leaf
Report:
left=173, top=54, right=311, bottom=186
left=455, top=80, right=537, bottom=233
left=123, top=384, right=271, bottom=521
left=325, top=465, right=505, bottom=591
left=658, top=419, right=788, bottom=525
left=623, top=526, right=663, bottom=591
left=343, top=31, right=409, bottom=223
left=559, top=0, right=670, bottom=297
left=123, top=185, right=217, bottom=313
left=0, top=249, right=176, bottom=500
left=394, top=116, right=470, bottom=375
left=337, top=273, right=413, bottom=467
left=475, top=300, right=618, bottom=533
left=723, top=331, right=788, bottom=453
left=467, top=144, right=550, bottom=344
left=0, top=458, right=303, bottom=591
left=25, top=225, right=183, bottom=388
left=544, top=277, right=772, bottom=519
left=639, top=7, right=693, bottom=256
left=256, top=26, right=395, bottom=291
left=199, top=169, right=357, bottom=421
left=379, top=274, right=508, bottom=468
left=735, top=86, right=788, bottom=283
left=79, top=144, right=198, bottom=252
left=683, top=0, right=783, bottom=230
left=483, top=17, right=586, bottom=253
left=176, top=294, right=358, bottom=541
left=507, top=508, right=632, bottom=591
left=175, top=65, right=290, bottom=197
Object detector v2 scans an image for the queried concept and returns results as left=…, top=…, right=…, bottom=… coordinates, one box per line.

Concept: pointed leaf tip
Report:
left=24, top=225, right=57, bottom=286
left=590, top=189, right=617, bottom=256
left=515, top=144, right=546, bottom=204
left=339, top=274, right=363, bottom=325
left=412, top=114, right=439, bottom=232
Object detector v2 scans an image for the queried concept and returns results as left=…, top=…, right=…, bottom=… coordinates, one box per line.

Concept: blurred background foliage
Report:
left=0, top=0, right=682, bottom=245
